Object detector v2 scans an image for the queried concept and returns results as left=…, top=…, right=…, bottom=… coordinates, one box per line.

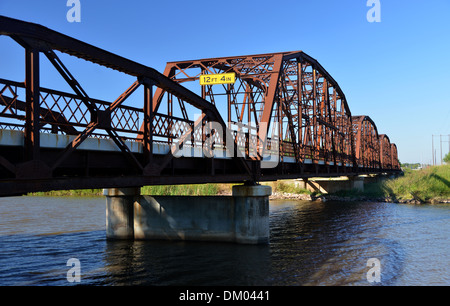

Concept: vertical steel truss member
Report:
left=24, top=48, right=40, bottom=161
left=0, top=16, right=401, bottom=196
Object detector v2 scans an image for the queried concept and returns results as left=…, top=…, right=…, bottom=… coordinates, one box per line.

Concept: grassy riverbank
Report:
left=381, top=165, right=450, bottom=203
left=328, top=165, right=450, bottom=203
left=27, top=165, right=449, bottom=203
left=28, top=184, right=226, bottom=197
left=29, top=189, right=104, bottom=196
left=141, top=184, right=222, bottom=196
left=27, top=181, right=307, bottom=198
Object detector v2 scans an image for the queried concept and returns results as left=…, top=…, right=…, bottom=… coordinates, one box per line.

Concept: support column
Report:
left=349, top=176, right=364, bottom=192
left=232, top=184, right=272, bottom=244
left=104, top=187, right=140, bottom=239
left=25, top=48, right=40, bottom=162
left=294, top=178, right=309, bottom=190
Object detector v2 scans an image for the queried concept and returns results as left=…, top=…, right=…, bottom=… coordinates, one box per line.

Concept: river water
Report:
left=0, top=196, right=448, bottom=286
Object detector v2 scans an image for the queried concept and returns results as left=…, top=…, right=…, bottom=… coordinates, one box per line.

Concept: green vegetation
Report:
left=262, top=180, right=311, bottom=195
left=29, top=189, right=103, bottom=197
left=28, top=181, right=311, bottom=197
left=444, top=152, right=450, bottom=164
left=329, top=165, right=450, bottom=203
left=29, top=184, right=225, bottom=197
left=401, top=162, right=422, bottom=170
left=140, top=184, right=221, bottom=196
left=382, top=165, right=450, bottom=202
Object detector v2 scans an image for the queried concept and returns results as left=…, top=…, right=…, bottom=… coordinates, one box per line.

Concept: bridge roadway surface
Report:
left=0, top=16, right=401, bottom=197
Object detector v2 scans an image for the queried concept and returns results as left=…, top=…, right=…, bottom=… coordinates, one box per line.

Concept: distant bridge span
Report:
left=0, top=16, right=400, bottom=197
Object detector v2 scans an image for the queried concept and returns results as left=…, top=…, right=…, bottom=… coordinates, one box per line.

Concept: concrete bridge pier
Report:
left=231, top=184, right=271, bottom=244
left=104, top=187, right=140, bottom=239
left=104, top=184, right=271, bottom=244
left=296, top=176, right=365, bottom=194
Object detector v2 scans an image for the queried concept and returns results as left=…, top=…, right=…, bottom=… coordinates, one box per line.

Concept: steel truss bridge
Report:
left=0, top=16, right=400, bottom=196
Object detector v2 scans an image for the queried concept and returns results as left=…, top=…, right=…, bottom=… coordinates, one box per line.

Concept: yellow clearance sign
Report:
left=199, top=73, right=236, bottom=85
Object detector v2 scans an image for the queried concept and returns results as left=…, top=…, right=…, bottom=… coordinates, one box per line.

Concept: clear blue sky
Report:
left=1, top=0, right=449, bottom=164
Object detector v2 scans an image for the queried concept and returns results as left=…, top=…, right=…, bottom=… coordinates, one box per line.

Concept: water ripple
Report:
left=0, top=197, right=449, bottom=285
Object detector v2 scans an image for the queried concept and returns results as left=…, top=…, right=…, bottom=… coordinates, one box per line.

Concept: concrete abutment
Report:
left=295, top=174, right=396, bottom=194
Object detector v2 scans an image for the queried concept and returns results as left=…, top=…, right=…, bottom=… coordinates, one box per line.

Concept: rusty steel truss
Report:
left=0, top=16, right=400, bottom=196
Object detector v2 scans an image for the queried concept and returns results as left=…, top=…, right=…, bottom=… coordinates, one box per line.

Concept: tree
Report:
left=444, top=152, right=450, bottom=164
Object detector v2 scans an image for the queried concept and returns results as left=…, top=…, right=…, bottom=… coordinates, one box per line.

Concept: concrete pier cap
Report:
left=232, top=184, right=272, bottom=197
left=103, top=187, right=140, bottom=197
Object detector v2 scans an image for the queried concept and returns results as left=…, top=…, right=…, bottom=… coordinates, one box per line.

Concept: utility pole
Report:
left=432, top=134, right=450, bottom=165
left=432, top=135, right=434, bottom=165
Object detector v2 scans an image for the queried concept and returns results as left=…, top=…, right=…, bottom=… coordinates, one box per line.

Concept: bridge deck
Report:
left=0, top=129, right=353, bottom=167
